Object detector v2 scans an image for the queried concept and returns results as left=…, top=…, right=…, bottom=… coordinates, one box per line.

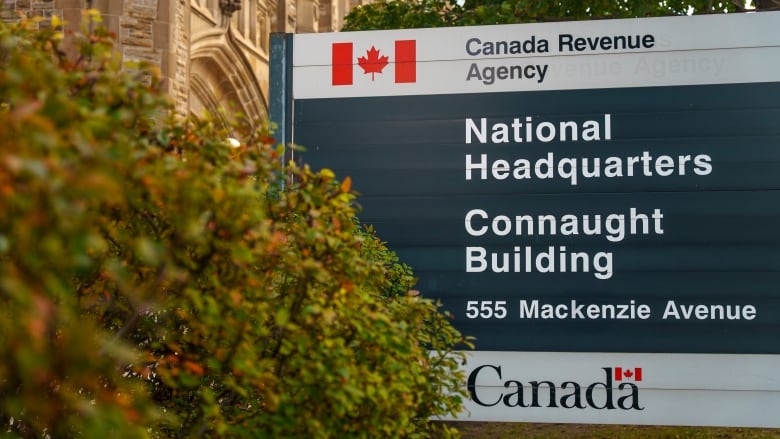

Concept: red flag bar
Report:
left=395, top=40, right=416, bottom=83
left=332, top=42, right=353, bottom=86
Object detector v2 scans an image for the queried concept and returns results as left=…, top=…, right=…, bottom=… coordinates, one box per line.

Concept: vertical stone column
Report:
left=119, top=1, right=161, bottom=73
left=170, top=0, right=190, bottom=116
left=295, top=0, right=318, bottom=33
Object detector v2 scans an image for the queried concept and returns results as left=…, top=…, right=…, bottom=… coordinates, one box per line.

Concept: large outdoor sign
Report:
left=271, top=11, right=780, bottom=427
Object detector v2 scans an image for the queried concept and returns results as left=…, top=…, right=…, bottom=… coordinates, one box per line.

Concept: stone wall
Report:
left=172, top=0, right=190, bottom=115
left=5, top=0, right=371, bottom=128
left=3, top=0, right=65, bottom=26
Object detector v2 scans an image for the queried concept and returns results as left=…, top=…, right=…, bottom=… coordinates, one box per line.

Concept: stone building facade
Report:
left=5, top=0, right=365, bottom=129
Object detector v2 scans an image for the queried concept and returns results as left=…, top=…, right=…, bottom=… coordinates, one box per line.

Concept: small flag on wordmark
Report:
left=614, top=367, right=643, bottom=381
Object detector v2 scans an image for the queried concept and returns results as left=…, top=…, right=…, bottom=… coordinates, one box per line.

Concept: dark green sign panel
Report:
left=294, top=82, right=780, bottom=353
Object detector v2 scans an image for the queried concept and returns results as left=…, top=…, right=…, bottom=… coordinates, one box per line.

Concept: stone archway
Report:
left=189, top=28, right=268, bottom=132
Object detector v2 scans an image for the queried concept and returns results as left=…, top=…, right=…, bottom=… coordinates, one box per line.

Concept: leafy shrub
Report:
left=341, top=0, right=744, bottom=31
left=0, top=13, right=468, bottom=438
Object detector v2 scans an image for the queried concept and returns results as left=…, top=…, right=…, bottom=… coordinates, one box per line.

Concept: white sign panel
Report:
left=451, top=351, right=780, bottom=427
left=293, top=12, right=780, bottom=98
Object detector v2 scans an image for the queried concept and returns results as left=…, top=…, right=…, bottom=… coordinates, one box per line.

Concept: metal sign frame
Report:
left=270, top=12, right=780, bottom=426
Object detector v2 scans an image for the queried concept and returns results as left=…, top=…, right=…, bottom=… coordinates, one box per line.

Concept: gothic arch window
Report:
left=257, top=9, right=269, bottom=52
left=189, top=32, right=268, bottom=130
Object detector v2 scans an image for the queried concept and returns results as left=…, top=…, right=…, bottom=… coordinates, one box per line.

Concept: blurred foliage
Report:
left=342, top=0, right=754, bottom=31
left=0, top=12, right=469, bottom=438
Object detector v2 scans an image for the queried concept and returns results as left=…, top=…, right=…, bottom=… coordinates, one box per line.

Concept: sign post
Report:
left=273, top=11, right=780, bottom=426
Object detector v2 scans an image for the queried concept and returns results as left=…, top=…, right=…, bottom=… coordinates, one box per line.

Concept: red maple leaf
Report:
left=357, top=46, right=389, bottom=81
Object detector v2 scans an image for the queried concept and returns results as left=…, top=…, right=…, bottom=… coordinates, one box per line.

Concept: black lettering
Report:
left=559, top=34, right=573, bottom=51
left=559, top=381, right=585, bottom=408
left=586, top=368, right=615, bottom=409
left=466, top=38, right=481, bottom=56
left=522, top=37, right=535, bottom=53
left=467, top=364, right=644, bottom=411
left=502, top=380, right=528, bottom=407
left=530, top=380, right=558, bottom=407
left=617, top=383, right=645, bottom=410
left=495, top=40, right=508, bottom=55
left=466, top=63, right=482, bottom=82
left=467, top=364, right=502, bottom=407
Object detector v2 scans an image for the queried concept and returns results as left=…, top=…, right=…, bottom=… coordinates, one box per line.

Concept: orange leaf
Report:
left=183, top=360, right=204, bottom=376
left=230, top=290, right=243, bottom=305
left=124, top=408, right=141, bottom=423
left=341, top=280, right=355, bottom=293
left=340, top=176, right=352, bottom=193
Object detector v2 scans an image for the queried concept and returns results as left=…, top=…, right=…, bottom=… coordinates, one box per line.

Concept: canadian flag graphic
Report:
left=614, top=367, right=643, bottom=382
left=332, top=40, right=416, bottom=86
